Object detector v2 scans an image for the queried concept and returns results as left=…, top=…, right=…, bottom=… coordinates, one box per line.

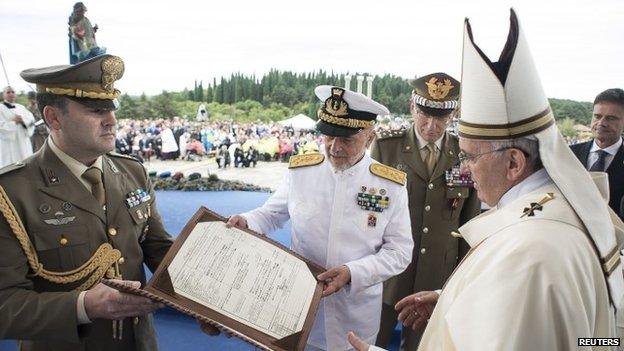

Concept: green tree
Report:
left=151, top=91, right=179, bottom=118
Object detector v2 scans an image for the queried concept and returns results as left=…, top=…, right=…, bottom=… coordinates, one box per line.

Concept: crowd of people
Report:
left=112, top=118, right=324, bottom=166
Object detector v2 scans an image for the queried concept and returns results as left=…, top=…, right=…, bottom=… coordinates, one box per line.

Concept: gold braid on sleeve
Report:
left=0, top=185, right=122, bottom=291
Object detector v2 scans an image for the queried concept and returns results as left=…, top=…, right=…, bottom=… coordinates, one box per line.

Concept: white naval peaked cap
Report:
left=459, top=8, right=624, bottom=308
left=315, top=85, right=389, bottom=137
left=315, top=86, right=389, bottom=116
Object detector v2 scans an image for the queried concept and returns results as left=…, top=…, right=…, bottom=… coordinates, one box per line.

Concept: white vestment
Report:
left=418, top=170, right=616, bottom=350
left=0, top=102, right=34, bottom=168
left=160, top=127, right=178, bottom=153
left=243, top=153, right=413, bottom=350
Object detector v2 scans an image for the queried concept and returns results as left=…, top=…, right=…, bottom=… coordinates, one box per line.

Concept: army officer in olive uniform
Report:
left=372, top=73, right=480, bottom=350
left=0, top=55, right=173, bottom=351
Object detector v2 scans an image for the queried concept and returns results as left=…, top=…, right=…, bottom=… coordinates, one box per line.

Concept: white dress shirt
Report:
left=414, top=126, right=444, bottom=163
left=587, top=137, right=623, bottom=171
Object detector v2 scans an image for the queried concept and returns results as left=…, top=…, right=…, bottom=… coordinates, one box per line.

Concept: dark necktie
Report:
left=82, top=167, right=105, bottom=205
left=589, top=150, right=608, bottom=172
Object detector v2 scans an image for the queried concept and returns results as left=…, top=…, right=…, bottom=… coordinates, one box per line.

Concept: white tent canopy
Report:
left=278, top=114, right=316, bottom=130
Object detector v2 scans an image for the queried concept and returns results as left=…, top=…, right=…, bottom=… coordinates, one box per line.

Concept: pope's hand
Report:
left=226, top=215, right=248, bottom=229
left=317, top=265, right=351, bottom=297
left=12, top=115, right=24, bottom=124
left=396, top=291, right=439, bottom=331
left=347, top=331, right=370, bottom=351
left=84, top=280, right=164, bottom=320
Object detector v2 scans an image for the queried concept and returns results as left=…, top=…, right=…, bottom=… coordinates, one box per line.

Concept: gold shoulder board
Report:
left=0, top=162, right=25, bottom=176
left=370, top=163, right=406, bottom=186
left=289, top=153, right=325, bottom=169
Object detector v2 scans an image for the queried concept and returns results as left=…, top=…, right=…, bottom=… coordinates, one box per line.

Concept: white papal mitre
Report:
left=458, top=9, right=624, bottom=308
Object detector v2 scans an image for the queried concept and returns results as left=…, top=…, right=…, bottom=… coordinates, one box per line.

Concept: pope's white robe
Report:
left=0, top=102, right=34, bottom=168
left=243, top=153, right=413, bottom=350
left=418, top=170, right=615, bottom=350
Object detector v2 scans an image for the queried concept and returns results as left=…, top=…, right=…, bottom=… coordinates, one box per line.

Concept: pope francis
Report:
left=349, top=8, right=624, bottom=351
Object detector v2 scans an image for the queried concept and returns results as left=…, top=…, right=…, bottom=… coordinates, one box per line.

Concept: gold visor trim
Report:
left=318, top=110, right=375, bottom=129
left=45, top=87, right=121, bottom=100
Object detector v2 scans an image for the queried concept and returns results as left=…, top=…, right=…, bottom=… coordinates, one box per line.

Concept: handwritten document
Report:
left=168, top=221, right=317, bottom=339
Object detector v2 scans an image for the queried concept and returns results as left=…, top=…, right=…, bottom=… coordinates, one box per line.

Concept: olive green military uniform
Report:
left=0, top=143, right=172, bottom=351
left=0, top=54, right=173, bottom=351
left=373, top=73, right=480, bottom=350
left=372, top=128, right=479, bottom=349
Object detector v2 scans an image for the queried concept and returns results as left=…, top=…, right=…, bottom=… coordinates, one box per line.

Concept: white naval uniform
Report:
left=418, top=169, right=616, bottom=351
left=0, top=102, right=34, bottom=168
left=242, top=153, right=413, bottom=350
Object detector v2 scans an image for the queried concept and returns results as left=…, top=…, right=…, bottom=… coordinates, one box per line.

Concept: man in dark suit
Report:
left=571, top=88, right=624, bottom=219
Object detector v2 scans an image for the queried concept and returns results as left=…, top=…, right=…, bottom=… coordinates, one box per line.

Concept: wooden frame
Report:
left=104, top=206, right=325, bottom=351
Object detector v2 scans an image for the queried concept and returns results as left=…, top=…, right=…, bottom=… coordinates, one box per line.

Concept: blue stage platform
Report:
left=0, top=191, right=400, bottom=351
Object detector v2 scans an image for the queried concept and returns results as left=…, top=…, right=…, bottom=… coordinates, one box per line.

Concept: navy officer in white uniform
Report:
left=227, top=86, right=413, bottom=350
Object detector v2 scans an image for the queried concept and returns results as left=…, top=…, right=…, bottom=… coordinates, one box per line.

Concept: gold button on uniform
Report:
left=420, top=248, right=427, bottom=254
left=108, top=228, right=117, bottom=236
left=428, top=183, right=434, bottom=190
left=423, top=227, right=429, bottom=234
left=118, top=257, right=125, bottom=264
left=59, top=237, right=68, bottom=245
left=425, top=205, right=431, bottom=212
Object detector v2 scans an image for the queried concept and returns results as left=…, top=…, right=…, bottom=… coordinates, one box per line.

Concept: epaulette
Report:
left=0, top=162, right=26, bottom=176
left=370, top=163, right=406, bottom=186
left=107, top=152, right=141, bottom=163
left=289, top=153, right=325, bottom=169
left=376, top=128, right=407, bottom=141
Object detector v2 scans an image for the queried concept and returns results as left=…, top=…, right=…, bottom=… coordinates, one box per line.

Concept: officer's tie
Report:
left=82, top=167, right=105, bottom=205
left=425, top=143, right=438, bottom=177
left=589, top=150, right=608, bottom=172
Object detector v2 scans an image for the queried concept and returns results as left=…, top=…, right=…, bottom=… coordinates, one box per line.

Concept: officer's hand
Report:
left=197, top=320, right=220, bottom=336
left=12, top=115, right=24, bottom=124
left=226, top=215, right=248, bottom=229
left=197, top=320, right=237, bottom=338
left=347, top=331, right=370, bottom=351
left=396, top=291, right=439, bottom=331
left=317, top=265, right=351, bottom=297
left=84, top=280, right=164, bottom=320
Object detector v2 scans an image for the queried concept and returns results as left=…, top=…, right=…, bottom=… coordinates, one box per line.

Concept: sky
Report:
left=1, top=0, right=622, bottom=101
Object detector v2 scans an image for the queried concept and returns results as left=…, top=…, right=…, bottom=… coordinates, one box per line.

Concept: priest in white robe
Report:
left=0, top=86, right=34, bottom=168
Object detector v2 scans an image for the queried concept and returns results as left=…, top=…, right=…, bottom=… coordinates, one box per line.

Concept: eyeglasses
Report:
left=458, top=147, right=513, bottom=164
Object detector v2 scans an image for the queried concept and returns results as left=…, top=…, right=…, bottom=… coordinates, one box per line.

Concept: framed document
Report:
left=104, top=206, right=324, bottom=351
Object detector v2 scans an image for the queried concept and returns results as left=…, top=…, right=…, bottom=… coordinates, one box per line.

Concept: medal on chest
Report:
left=125, top=188, right=152, bottom=220
left=357, top=186, right=389, bottom=213
left=445, top=165, right=474, bottom=188
left=445, top=165, right=474, bottom=210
